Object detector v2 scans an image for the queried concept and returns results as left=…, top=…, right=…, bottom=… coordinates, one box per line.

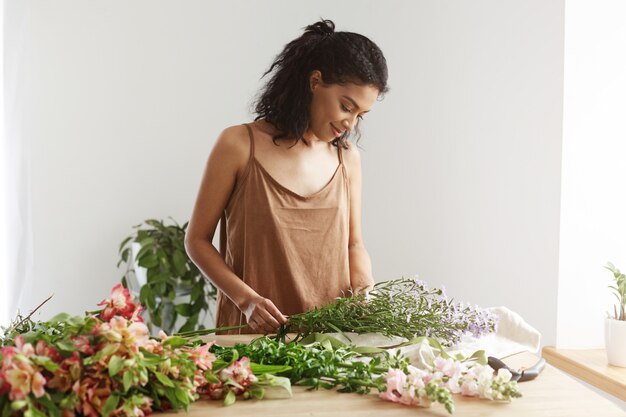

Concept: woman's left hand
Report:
left=351, top=282, right=373, bottom=296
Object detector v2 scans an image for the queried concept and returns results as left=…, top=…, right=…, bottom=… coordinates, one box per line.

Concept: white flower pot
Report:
left=605, top=317, right=626, bottom=367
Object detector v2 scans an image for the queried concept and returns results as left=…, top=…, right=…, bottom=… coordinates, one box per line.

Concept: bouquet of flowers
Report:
left=0, top=284, right=286, bottom=417
left=1, top=279, right=521, bottom=416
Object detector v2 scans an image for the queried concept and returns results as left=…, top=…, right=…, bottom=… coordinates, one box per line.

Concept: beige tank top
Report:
left=214, top=122, right=351, bottom=334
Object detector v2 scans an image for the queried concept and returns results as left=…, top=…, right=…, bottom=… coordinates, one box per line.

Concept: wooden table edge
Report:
left=542, top=346, right=626, bottom=402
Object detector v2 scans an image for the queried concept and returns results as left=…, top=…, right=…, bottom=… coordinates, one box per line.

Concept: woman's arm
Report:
left=344, top=143, right=375, bottom=294
left=184, top=125, right=287, bottom=333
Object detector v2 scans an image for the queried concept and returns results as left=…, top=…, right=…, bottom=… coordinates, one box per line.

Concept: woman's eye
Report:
left=341, top=104, right=364, bottom=120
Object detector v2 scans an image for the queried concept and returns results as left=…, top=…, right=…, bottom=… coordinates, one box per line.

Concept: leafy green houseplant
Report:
left=117, top=218, right=217, bottom=335
left=605, top=262, right=626, bottom=321
left=604, top=262, right=626, bottom=367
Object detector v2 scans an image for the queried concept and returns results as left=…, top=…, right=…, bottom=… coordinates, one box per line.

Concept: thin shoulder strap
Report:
left=337, top=142, right=344, bottom=165
left=219, top=212, right=227, bottom=259
left=244, top=123, right=255, bottom=161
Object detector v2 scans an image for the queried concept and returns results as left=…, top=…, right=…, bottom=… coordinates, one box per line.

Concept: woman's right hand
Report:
left=241, top=295, right=289, bottom=334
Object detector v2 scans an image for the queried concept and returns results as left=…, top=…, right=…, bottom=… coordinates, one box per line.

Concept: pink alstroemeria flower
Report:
left=95, top=316, right=150, bottom=354
left=35, top=339, right=63, bottom=362
left=97, top=283, right=138, bottom=321
left=191, top=342, right=216, bottom=371
left=14, top=336, right=35, bottom=358
left=4, top=359, right=46, bottom=400
left=69, top=335, right=95, bottom=355
left=218, top=357, right=258, bottom=395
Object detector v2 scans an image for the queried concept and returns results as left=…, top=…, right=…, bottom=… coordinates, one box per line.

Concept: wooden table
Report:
left=160, top=336, right=626, bottom=416
left=543, top=346, right=626, bottom=402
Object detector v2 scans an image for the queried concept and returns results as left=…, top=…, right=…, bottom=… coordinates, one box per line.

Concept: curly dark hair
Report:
left=250, top=18, right=389, bottom=149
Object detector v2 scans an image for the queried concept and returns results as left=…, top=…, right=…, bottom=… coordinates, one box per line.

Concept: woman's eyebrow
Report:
left=342, top=95, right=370, bottom=113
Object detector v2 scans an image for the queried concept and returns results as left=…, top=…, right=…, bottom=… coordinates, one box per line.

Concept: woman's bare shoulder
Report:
left=342, top=140, right=362, bottom=176
left=210, top=123, right=253, bottom=175
left=214, top=123, right=251, bottom=155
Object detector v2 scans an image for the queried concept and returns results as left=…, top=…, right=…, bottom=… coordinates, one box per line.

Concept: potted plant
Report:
left=604, top=262, right=626, bottom=367
left=117, top=217, right=217, bottom=335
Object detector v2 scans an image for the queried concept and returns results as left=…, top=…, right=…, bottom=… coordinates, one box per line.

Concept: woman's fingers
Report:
left=262, top=299, right=289, bottom=326
left=255, top=306, right=281, bottom=330
left=244, top=297, right=287, bottom=333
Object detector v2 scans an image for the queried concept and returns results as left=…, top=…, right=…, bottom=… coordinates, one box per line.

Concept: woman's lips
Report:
left=331, top=124, right=343, bottom=137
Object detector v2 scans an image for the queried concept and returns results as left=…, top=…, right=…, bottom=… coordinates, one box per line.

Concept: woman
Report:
left=185, top=19, right=389, bottom=334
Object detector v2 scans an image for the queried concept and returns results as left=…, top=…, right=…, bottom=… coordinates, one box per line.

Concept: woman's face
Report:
left=307, top=70, right=379, bottom=143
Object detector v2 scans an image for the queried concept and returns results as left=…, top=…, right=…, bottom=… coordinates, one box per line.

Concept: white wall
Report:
left=6, top=0, right=564, bottom=346
left=556, top=0, right=626, bottom=348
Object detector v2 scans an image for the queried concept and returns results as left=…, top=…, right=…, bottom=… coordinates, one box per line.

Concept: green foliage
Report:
left=210, top=335, right=409, bottom=395
left=118, top=217, right=217, bottom=335
left=605, top=262, right=626, bottom=320
left=1, top=312, right=95, bottom=349
left=275, top=277, right=498, bottom=347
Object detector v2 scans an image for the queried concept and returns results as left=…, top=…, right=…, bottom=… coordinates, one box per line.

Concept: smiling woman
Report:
left=184, top=19, right=389, bottom=335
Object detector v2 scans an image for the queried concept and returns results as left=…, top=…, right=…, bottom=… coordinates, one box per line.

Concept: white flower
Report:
left=460, top=379, right=479, bottom=396
left=495, top=368, right=513, bottom=384
left=406, top=366, right=426, bottom=389
left=446, top=376, right=462, bottom=394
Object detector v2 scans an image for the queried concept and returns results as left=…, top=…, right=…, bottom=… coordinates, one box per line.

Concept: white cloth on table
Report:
left=324, top=306, right=541, bottom=368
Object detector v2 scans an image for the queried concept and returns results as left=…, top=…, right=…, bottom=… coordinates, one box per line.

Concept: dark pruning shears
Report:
left=487, top=356, right=546, bottom=382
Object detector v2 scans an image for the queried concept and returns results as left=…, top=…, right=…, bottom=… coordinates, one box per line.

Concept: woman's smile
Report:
left=330, top=124, right=343, bottom=138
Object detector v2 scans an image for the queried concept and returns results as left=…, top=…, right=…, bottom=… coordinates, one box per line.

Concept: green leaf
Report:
left=467, top=349, right=488, bottom=365
left=123, top=371, right=133, bottom=392
left=55, top=341, right=77, bottom=352
left=299, top=333, right=346, bottom=349
left=178, top=318, right=197, bottom=334
left=140, top=285, right=156, bottom=310
left=247, top=387, right=265, bottom=400
left=154, top=371, right=175, bottom=387
left=135, top=240, right=154, bottom=260
left=140, top=253, right=159, bottom=268
left=174, top=387, right=189, bottom=404
left=210, top=359, right=229, bottom=372
left=108, top=355, right=124, bottom=377
left=101, top=394, right=120, bottom=417
left=175, top=303, right=193, bottom=317
left=191, top=283, right=203, bottom=301
left=118, top=236, right=133, bottom=254
left=224, top=390, right=236, bottom=406
left=321, top=339, right=333, bottom=351
left=352, top=346, right=385, bottom=355
left=101, top=343, right=120, bottom=358
left=147, top=272, right=170, bottom=285
left=35, top=396, right=60, bottom=417
left=163, top=388, right=180, bottom=410
left=26, top=405, right=48, bottom=417
left=204, top=372, right=220, bottom=384
left=152, top=304, right=163, bottom=327
left=48, top=313, right=71, bottom=323
left=31, top=356, right=60, bottom=372
left=120, top=247, right=130, bottom=264
left=10, top=400, right=27, bottom=411
left=145, top=219, right=161, bottom=228
left=163, top=336, right=187, bottom=348
left=155, top=282, right=167, bottom=295
left=250, top=363, right=292, bottom=374
left=172, top=250, right=188, bottom=276
left=158, top=254, right=171, bottom=271
left=139, top=349, right=165, bottom=365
